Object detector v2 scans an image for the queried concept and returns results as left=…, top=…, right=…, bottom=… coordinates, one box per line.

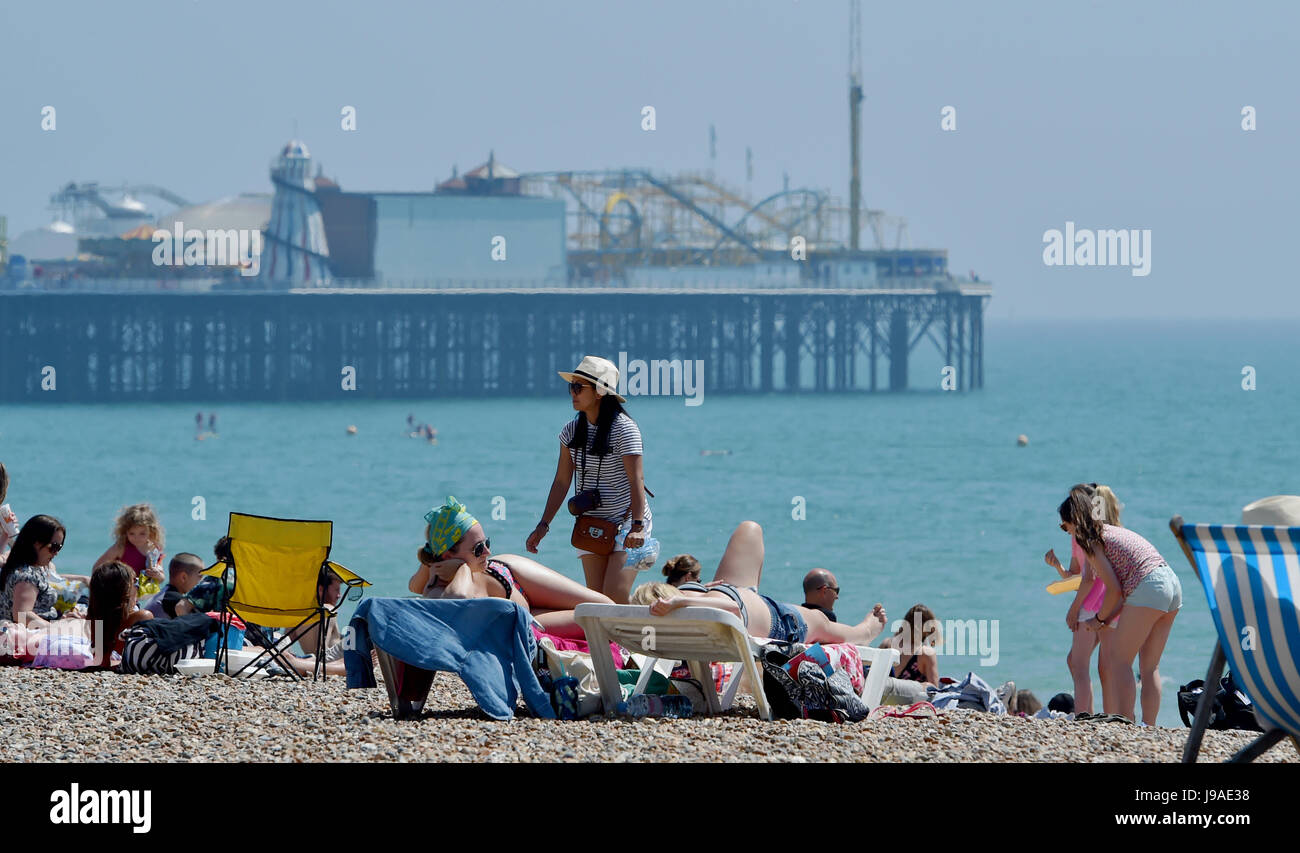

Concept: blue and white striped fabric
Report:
left=1180, top=524, right=1300, bottom=737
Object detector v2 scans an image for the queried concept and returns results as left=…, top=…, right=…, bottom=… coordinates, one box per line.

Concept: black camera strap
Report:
left=577, top=433, right=603, bottom=496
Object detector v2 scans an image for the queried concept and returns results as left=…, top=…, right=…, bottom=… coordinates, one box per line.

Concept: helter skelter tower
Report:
left=260, top=139, right=331, bottom=286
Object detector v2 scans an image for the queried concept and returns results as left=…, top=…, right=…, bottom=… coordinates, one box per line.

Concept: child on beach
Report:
left=878, top=603, right=941, bottom=686
left=94, top=504, right=166, bottom=598
left=1044, top=483, right=1123, bottom=715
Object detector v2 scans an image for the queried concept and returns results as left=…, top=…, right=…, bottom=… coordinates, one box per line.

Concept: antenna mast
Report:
left=848, top=0, right=863, bottom=251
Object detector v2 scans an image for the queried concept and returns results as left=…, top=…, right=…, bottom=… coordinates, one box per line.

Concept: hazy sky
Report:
left=2, top=0, right=1296, bottom=319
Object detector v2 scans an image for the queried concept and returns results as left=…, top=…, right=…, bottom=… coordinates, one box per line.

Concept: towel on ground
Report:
left=927, top=671, right=1007, bottom=714
left=345, top=597, right=555, bottom=721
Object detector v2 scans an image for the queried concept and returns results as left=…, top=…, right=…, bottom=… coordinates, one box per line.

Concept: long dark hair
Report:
left=1058, top=483, right=1105, bottom=552
left=0, top=514, right=65, bottom=589
left=567, top=395, right=629, bottom=457
left=0, top=461, right=9, bottom=505
left=88, top=561, right=133, bottom=655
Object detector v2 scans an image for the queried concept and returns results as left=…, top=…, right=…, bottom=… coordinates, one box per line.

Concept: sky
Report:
left=1, top=0, right=1297, bottom=319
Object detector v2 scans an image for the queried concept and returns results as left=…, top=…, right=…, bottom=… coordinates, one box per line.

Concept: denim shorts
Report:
left=1125, top=563, right=1182, bottom=613
left=758, top=594, right=808, bottom=644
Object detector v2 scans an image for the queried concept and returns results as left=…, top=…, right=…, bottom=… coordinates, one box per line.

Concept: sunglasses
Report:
left=569, top=381, right=592, bottom=394
left=823, top=585, right=840, bottom=594
left=46, top=541, right=64, bottom=554
left=1060, top=523, right=1069, bottom=532
left=470, top=539, right=491, bottom=558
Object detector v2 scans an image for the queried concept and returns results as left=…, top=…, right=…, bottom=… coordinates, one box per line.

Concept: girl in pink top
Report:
left=1059, top=484, right=1182, bottom=725
left=93, top=504, right=166, bottom=598
left=1045, top=484, right=1121, bottom=715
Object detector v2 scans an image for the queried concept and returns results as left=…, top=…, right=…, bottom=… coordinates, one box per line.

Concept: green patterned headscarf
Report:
left=425, top=496, right=478, bottom=557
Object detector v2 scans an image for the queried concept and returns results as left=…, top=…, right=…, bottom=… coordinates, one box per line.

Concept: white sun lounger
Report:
left=574, top=603, right=901, bottom=720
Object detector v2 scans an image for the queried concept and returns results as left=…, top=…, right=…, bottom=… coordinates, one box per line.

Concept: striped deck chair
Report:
left=1170, top=516, right=1300, bottom=762
left=205, top=512, right=370, bottom=680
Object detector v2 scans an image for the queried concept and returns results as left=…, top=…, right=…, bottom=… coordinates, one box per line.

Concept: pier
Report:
left=0, top=284, right=989, bottom=401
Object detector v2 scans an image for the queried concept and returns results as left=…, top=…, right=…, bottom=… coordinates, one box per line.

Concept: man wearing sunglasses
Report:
left=801, top=568, right=842, bottom=622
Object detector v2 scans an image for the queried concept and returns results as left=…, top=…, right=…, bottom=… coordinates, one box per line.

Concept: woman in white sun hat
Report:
left=526, top=356, right=652, bottom=603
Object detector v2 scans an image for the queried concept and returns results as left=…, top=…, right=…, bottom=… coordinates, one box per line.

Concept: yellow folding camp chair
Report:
left=203, top=512, right=370, bottom=680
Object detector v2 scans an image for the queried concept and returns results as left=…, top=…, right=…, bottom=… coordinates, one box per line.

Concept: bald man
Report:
left=801, top=568, right=840, bottom=622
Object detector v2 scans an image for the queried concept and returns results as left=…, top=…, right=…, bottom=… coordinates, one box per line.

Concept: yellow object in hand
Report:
left=1046, top=576, right=1081, bottom=595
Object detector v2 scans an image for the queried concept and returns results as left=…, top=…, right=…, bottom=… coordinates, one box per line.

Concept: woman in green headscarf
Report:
left=407, top=496, right=612, bottom=639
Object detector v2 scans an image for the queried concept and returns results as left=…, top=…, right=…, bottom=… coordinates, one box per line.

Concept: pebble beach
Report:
left=4, top=668, right=1295, bottom=763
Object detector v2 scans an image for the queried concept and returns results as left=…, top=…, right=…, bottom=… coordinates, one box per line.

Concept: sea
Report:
left=2, top=318, right=1297, bottom=726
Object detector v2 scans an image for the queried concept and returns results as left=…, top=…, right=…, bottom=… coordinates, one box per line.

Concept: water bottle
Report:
left=624, top=536, right=660, bottom=572
left=616, top=693, right=693, bottom=719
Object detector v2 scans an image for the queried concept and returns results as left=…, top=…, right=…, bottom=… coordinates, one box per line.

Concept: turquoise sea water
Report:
left=2, top=318, right=1297, bottom=726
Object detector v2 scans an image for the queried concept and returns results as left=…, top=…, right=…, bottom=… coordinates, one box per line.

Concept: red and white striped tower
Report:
left=260, top=139, right=331, bottom=286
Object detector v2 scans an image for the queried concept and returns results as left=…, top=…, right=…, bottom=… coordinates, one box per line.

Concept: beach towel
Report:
left=530, top=626, right=628, bottom=668
left=29, top=630, right=95, bottom=670
left=927, top=671, right=1006, bottom=714
left=345, top=597, right=555, bottom=721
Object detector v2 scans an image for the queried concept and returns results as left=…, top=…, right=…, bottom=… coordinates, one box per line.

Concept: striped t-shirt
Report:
left=559, top=413, right=645, bottom=522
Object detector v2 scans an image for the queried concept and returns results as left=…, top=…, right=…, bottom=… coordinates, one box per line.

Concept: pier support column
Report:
left=759, top=299, right=774, bottom=392
left=889, top=306, right=909, bottom=392
left=869, top=299, right=878, bottom=392
left=784, top=299, right=801, bottom=391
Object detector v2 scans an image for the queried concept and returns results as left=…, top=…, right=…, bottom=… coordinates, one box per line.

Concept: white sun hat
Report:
left=1241, top=495, right=1300, bottom=526
left=558, top=355, right=626, bottom=403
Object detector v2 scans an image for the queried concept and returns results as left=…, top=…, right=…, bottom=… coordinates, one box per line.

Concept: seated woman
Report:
left=0, top=515, right=69, bottom=629
left=87, top=561, right=154, bottom=667
left=877, top=603, right=941, bottom=687
left=407, top=496, right=614, bottom=639
left=630, top=520, right=888, bottom=646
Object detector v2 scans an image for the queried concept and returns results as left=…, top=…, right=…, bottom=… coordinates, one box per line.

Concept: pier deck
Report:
left=0, top=288, right=987, bottom=401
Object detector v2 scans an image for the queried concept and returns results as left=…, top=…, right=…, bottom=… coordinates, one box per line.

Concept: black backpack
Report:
left=1177, top=670, right=1262, bottom=732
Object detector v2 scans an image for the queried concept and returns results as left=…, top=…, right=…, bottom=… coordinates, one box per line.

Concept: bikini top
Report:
left=485, top=560, right=527, bottom=605
left=426, top=559, right=527, bottom=606
left=676, top=581, right=749, bottom=627
left=896, top=654, right=925, bottom=682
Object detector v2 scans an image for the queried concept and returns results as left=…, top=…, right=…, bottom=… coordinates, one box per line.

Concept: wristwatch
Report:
left=629, top=519, right=645, bottom=529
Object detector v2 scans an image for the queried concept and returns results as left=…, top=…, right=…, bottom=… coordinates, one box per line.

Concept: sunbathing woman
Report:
left=407, top=496, right=614, bottom=639
left=878, top=603, right=941, bottom=687
left=630, top=520, right=888, bottom=646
